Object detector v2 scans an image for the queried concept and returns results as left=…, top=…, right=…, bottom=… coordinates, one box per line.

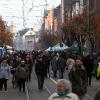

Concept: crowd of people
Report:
left=0, top=50, right=99, bottom=100
left=0, top=51, right=33, bottom=92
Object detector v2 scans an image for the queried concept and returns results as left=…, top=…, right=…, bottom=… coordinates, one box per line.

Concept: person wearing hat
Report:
left=48, top=79, right=79, bottom=100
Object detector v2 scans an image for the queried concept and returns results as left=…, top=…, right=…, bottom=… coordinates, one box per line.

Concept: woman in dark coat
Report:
left=35, top=55, right=47, bottom=90
left=68, top=59, right=87, bottom=100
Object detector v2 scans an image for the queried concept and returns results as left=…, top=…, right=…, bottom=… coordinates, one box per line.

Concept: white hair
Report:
left=57, top=79, right=72, bottom=92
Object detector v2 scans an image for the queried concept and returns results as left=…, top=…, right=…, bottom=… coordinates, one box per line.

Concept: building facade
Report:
left=23, top=31, right=36, bottom=51
left=15, top=29, right=37, bottom=51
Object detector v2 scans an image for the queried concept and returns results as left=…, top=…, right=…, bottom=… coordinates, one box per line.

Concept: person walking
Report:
left=35, top=54, right=47, bottom=91
left=16, top=60, right=28, bottom=92
left=0, top=58, right=11, bottom=91
left=68, top=59, right=87, bottom=100
left=48, top=79, right=79, bottom=100
left=50, top=54, right=59, bottom=78
left=25, top=56, right=33, bottom=82
left=57, top=54, right=66, bottom=78
left=82, top=55, right=94, bottom=86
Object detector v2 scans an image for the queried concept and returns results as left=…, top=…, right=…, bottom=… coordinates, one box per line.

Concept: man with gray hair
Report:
left=48, top=79, right=79, bottom=100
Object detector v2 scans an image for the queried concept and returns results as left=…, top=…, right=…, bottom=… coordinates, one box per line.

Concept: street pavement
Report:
left=46, top=70, right=100, bottom=100
left=26, top=71, right=49, bottom=100
left=0, top=69, right=100, bottom=100
left=0, top=78, right=26, bottom=100
left=0, top=71, right=50, bottom=100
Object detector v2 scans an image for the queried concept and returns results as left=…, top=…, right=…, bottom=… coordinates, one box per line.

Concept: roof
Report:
left=17, top=28, right=30, bottom=36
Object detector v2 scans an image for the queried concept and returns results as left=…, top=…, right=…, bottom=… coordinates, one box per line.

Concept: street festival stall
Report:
left=45, top=47, right=53, bottom=51
left=45, top=43, right=69, bottom=51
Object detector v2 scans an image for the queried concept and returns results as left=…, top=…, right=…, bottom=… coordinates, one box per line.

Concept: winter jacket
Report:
left=48, top=92, right=79, bottom=100
left=82, top=56, right=94, bottom=76
left=68, top=65, right=87, bottom=96
left=0, top=64, right=11, bottom=79
left=16, top=65, right=28, bottom=79
left=50, top=57, right=58, bottom=71
left=35, top=60, right=47, bottom=77
left=57, top=57, right=66, bottom=71
left=93, top=59, right=100, bottom=72
left=26, top=60, right=33, bottom=73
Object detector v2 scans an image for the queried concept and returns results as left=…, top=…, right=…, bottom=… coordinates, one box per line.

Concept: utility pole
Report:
left=22, top=0, right=25, bottom=28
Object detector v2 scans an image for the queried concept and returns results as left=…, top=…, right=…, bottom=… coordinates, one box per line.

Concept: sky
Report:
left=0, top=0, right=61, bottom=31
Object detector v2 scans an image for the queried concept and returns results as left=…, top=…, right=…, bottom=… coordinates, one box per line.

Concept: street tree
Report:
left=62, top=13, right=99, bottom=54
left=0, top=16, right=13, bottom=47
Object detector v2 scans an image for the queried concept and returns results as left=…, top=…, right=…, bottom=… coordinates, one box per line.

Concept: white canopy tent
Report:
left=45, top=47, right=53, bottom=51
left=52, top=43, right=69, bottom=51
left=45, top=43, right=69, bottom=51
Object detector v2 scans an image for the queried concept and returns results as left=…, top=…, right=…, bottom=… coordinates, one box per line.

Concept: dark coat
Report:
left=68, top=65, right=87, bottom=96
left=57, top=57, right=66, bottom=71
left=16, top=64, right=29, bottom=79
left=35, top=60, right=47, bottom=77
left=82, top=56, right=94, bottom=76
left=26, top=60, right=33, bottom=73
left=50, top=57, right=58, bottom=71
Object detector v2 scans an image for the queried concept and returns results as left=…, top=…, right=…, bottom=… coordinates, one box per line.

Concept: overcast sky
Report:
left=0, top=0, right=61, bottom=31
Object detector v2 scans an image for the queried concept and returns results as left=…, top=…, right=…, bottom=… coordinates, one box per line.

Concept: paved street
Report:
left=47, top=77, right=100, bottom=100
left=0, top=70, right=50, bottom=100
left=0, top=0, right=100, bottom=99
left=0, top=69, right=100, bottom=100
left=47, top=70, right=100, bottom=100
left=0, top=78, right=26, bottom=100
left=27, top=71, right=49, bottom=100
